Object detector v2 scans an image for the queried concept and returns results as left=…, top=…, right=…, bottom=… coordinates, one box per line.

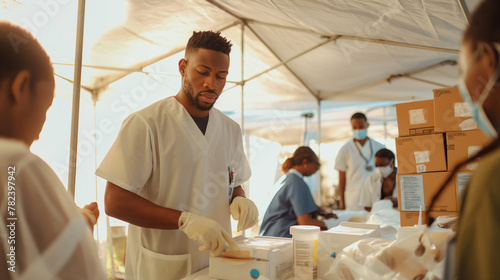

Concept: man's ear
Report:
left=10, top=70, right=31, bottom=103
left=178, top=58, right=187, bottom=76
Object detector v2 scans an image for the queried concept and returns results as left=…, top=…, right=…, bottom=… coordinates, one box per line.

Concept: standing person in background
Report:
left=0, top=21, right=104, bottom=280
left=97, top=31, right=258, bottom=279
left=260, top=146, right=337, bottom=238
left=359, top=148, right=398, bottom=212
left=334, top=112, right=385, bottom=210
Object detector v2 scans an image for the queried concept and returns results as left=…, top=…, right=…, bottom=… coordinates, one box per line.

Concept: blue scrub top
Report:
left=260, top=169, right=318, bottom=238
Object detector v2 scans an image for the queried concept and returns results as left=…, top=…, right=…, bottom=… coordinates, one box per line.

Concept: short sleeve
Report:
left=96, top=114, right=154, bottom=193
left=287, top=175, right=318, bottom=217
left=334, top=145, right=348, bottom=172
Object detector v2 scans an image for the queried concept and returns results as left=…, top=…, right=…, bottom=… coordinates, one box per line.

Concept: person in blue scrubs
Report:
left=260, top=146, right=337, bottom=237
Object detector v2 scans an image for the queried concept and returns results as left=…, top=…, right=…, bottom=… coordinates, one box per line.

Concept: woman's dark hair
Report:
left=375, top=148, right=395, bottom=162
left=428, top=0, right=500, bottom=227
left=281, top=146, right=318, bottom=173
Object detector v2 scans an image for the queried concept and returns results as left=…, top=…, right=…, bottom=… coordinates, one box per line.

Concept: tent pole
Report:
left=249, top=20, right=459, bottom=54
left=317, top=99, right=322, bottom=206
left=240, top=22, right=245, bottom=133
left=67, top=0, right=86, bottom=199
left=324, top=60, right=456, bottom=100
left=384, top=106, right=388, bottom=143
left=458, top=0, right=471, bottom=25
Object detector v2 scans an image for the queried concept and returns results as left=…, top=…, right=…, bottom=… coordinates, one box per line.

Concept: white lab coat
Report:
left=0, top=138, right=106, bottom=280
left=96, top=97, right=251, bottom=280
left=359, top=171, right=398, bottom=209
left=334, top=138, right=385, bottom=210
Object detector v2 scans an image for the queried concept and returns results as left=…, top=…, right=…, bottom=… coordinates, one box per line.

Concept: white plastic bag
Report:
left=324, top=231, right=454, bottom=280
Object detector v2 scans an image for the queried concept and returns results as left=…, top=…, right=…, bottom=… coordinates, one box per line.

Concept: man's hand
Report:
left=230, top=197, right=259, bottom=232
left=81, top=202, right=100, bottom=229
left=178, top=212, right=238, bottom=256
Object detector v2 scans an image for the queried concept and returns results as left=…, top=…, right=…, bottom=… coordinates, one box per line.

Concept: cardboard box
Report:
left=395, top=133, right=447, bottom=174
left=318, top=222, right=380, bottom=279
left=396, top=99, right=434, bottom=136
left=446, top=130, right=492, bottom=172
left=433, top=87, right=478, bottom=132
left=209, top=236, right=293, bottom=280
left=399, top=211, right=458, bottom=227
left=397, top=172, right=457, bottom=212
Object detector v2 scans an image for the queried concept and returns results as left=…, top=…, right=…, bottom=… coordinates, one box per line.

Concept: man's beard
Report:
left=183, top=77, right=215, bottom=111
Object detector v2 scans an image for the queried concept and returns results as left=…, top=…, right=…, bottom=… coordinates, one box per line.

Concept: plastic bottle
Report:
left=289, top=225, right=320, bottom=280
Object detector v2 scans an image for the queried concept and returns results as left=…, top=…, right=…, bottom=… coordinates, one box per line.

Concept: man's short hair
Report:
left=350, top=112, right=367, bottom=121
left=185, top=31, right=232, bottom=58
left=375, top=148, right=395, bottom=161
left=0, top=21, right=53, bottom=88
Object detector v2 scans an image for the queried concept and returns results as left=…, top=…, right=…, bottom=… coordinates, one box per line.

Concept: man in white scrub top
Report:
left=0, top=22, right=105, bottom=280
left=96, top=31, right=259, bottom=279
left=334, top=112, right=385, bottom=210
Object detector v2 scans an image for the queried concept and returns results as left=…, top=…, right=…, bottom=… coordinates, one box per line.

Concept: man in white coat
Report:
left=334, top=112, right=385, bottom=210
left=96, top=31, right=259, bottom=279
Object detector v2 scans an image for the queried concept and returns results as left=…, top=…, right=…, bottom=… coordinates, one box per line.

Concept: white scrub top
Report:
left=96, top=97, right=251, bottom=279
left=0, top=138, right=106, bottom=280
left=359, top=172, right=398, bottom=209
left=334, top=138, right=385, bottom=210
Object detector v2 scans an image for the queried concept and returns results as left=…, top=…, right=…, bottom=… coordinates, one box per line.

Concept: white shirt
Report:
left=334, top=138, right=385, bottom=210
left=0, top=138, right=105, bottom=280
left=359, top=171, right=398, bottom=209
left=96, top=97, right=251, bottom=279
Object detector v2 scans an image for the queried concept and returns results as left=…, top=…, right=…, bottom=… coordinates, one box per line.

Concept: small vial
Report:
left=290, top=225, right=320, bottom=280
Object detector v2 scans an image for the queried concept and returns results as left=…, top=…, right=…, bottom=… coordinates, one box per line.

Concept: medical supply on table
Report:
left=289, top=225, right=320, bottom=280
left=209, top=236, right=293, bottom=280
left=317, top=222, right=380, bottom=279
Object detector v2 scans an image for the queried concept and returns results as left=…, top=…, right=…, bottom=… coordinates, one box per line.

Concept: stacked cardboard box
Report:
left=395, top=87, right=491, bottom=226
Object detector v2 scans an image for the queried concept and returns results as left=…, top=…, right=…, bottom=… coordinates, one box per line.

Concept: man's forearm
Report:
left=105, top=181, right=182, bottom=229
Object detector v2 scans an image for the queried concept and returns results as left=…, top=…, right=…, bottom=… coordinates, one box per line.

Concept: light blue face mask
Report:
left=353, top=129, right=367, bottom=140
left=458, top=43, right=500, bottom=139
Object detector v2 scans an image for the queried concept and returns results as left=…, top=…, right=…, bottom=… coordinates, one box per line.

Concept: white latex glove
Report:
left=230, top=196, right=259, bottom=232
left=178, top=212, right=238, bottom=256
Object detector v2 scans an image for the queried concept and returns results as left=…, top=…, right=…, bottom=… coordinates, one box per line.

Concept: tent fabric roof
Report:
left=3, top=0, right=479, bottom=144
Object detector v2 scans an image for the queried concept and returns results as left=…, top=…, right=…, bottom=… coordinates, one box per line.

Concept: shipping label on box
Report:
left=396, top=133, right=447, bottom=174
left=446, top=131, right=492, bottom=172
left=456, top=172, right=472, bottom=207
left=396, top=99, right=434, bottom=137
left=397, top=172, right=457, bottom=212
left=433, top=87, right=478, bottom=132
